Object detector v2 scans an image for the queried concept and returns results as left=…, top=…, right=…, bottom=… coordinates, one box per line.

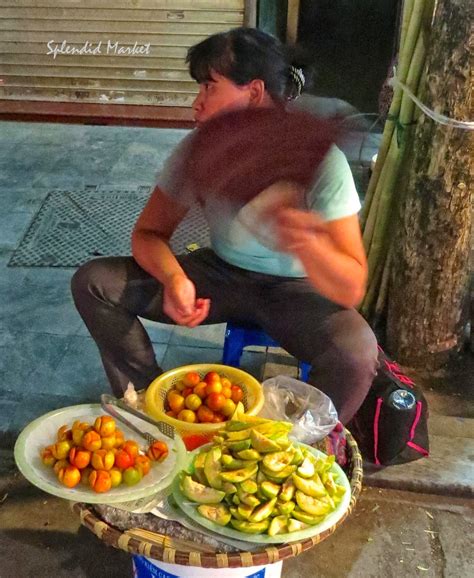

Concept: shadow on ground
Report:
left=1, top=528, right=132, bottom=578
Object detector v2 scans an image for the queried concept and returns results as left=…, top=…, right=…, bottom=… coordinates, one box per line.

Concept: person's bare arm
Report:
left=132, top=185, right=187, bottom=281
left=131, top=186, right=210, bottom=326
left=275, top=209, right=367, bottom=308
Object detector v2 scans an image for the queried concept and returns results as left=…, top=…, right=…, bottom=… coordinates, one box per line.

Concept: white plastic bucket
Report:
left=132, top=555, right=283, bottom=578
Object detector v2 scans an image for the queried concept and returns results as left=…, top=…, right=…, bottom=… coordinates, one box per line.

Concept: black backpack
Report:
left=349, top=347, right=430, bottom=466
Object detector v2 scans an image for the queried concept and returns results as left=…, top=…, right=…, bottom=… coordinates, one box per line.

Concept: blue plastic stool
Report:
left=222, top=322, right=311, bottom=382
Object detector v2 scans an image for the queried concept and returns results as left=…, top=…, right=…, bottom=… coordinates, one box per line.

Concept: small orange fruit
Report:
left=69, top=447, right=91, bottom=469
left=100, top=434, right=116, bottom=450
left=193, top=382, right=208, bottom=399
left=53, top=459, right=69, bottom=476
left=82, top=430, right=102, bottom=452
left=94, top=415, right=116, bottom=437
left=135, top=455, right=152, bottom=476
left=167, top=392, right=185, bottom=413
left=177, top=409, right=197, bottom=423
left=51, top=440, right=72, bottom=460
left=174, top=381, right=187, bottom=392
left=204, top=371, right=221, bottom=386
left=40, top=446, right=56, bottom=467
left=231, top=385, right=244, bottom=403
left=221, top=386, right=232, bottom=399
left=91, top=449, right=115, bottom=471
left=58, top=465, right=81, bottom=488
left=56, top=425, right=72, bottom=441
left=196, top=405, right=215, bottom=423
left=123, top=466, right=143, bottom=486
left=147, top=440, right=169, bottom=462
left=185, top=393, right=202, bottom=411
left=183, top=371, right=201, bottom=387
left=114, top=429, right=125, bottom=448
left=71, top=421, right=90, bottom=446
left=122, top=440, right=140, bottom=460
left=115, top=449, right=133, bottom=470
left=205, top=381, right=222, bottom=396
left=220, top=377, right=232, bottom=389
left=205, top=392, right=226, bottom=412
left=109, top=468, right=122, bottom=488
left=89, top=469, right=112, bottom=493
left=221, top=398, right=237, bottom=417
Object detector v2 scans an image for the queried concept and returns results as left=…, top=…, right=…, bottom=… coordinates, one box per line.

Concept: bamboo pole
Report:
left=362, top=130, right=399, bottom=251
left=360, top=0, right=423, bottom=226
left=361, top=245, right=392, bottom=322
left=366, top=24, right=427, bottom=259
left=374, top=246, right=392, bottom=319
left=366, top=119, right=418, bottom=320
left=399, top=30, right=427, bottom=123
left=388, top=0, right=425, bottom=114
left=400, top=0, right=415, bottom=51
left=360, top=15, right=428, bottom=318
left=360, top=256, right=385, bottom=318
left=364, top=26, right=427, bottom=261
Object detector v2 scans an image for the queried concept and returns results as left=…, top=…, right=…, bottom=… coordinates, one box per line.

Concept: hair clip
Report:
left=289, top=65, right=305, bottom=95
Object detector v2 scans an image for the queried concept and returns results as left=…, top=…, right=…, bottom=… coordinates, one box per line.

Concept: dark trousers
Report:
left=71, top=248, right=378, bottom=424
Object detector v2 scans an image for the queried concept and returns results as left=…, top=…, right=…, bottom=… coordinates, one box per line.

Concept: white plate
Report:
left=173, top=441, right=351, bottom=544
left=14, top=404, right=186, bottom=504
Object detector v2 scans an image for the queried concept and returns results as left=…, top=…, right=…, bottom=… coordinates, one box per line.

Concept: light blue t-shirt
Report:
left=156, top=134, right=361, bottom=277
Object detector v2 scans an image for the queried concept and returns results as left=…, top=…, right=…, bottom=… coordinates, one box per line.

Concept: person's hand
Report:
left=162, top=273, right=210, bottom=327
left=274, top=207, right=330, bottom=255
left=274, top=209, right=368, bottom=307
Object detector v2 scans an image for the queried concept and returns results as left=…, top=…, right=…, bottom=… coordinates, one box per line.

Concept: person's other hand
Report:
left=163, top=273, right=210, bottom=327
left=274, top=207, right=329, bottom=255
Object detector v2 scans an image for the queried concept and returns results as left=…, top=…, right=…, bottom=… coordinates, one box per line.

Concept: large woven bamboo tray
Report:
left=73, top=429, right=363, bottom=569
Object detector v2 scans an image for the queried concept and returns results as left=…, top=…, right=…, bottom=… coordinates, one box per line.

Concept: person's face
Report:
left=192, top=71, right=257, bottom=124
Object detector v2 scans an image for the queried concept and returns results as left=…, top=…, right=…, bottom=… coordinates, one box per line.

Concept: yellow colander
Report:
left=145, top=364, right=264, bottom=450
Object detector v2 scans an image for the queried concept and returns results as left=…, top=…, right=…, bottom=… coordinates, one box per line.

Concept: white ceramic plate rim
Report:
left=14, top=403, right=186, bottom=504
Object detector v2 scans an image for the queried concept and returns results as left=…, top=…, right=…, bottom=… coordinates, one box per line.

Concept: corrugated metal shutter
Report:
left=0, top=0, right=248, bottom=108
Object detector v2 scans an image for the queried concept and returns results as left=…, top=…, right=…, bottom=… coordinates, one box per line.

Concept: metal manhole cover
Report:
left=8, top=186, right=210, bottom=267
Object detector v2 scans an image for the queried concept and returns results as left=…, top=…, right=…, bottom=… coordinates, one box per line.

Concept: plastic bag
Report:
left=258, top=376, right=338, bottom=444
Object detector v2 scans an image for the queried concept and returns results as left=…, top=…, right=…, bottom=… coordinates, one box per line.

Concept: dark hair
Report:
left=186, top=27, right=309, bottom=102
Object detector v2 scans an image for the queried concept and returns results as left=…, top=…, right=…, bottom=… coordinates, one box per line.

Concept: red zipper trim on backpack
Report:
left=409, top=401, right=422, bottom=440
left=407, top=401, right=429, bottom=456
left=384, top=359, right=415, bottom=387
left=407, top=441, right=429, bottom=456
left=373, top=397, right=383, bottom=466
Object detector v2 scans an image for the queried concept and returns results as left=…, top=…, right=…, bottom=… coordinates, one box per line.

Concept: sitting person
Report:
left=71, top=27, right=378, bottom=424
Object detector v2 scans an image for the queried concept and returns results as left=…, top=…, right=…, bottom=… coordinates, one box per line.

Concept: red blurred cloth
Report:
left=182, top=106, right=342, bottom=208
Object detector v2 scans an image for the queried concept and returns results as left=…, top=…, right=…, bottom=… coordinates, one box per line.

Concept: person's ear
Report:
left=248, top=79, right=267, bottom=105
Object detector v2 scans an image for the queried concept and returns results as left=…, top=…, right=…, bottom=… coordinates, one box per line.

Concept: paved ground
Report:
left=0, top=118, right=473, bottom=577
